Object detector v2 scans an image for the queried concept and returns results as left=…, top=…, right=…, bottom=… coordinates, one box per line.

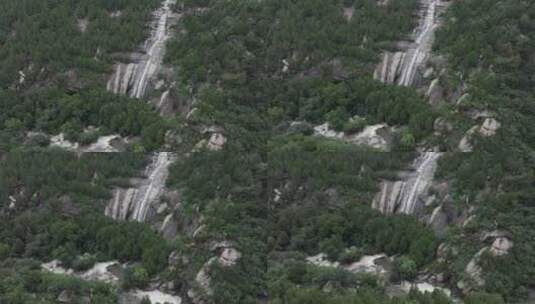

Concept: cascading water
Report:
left=373, top=152, right=441, bottom=214
left=104, top=1, right=179, bottom=223
left=107, top=0, right=176, bottom=99
left=374, top=0, right=442, bottom=86
left=372, top=0, right=445, bottom=215
left=106, top=152, right=175, bottom=222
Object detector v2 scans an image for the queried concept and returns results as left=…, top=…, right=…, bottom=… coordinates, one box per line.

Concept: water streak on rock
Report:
left=106, top=152, right=175, bottom=222
left=107, top=0, right=176, bottom=99
left=373, top=152, right=441, bottom=215
left=374, top=0, right=443, bottom=86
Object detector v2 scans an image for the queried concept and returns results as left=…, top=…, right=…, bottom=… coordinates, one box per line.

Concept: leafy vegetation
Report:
left=433, top=0, right=535, bottom=301
left=0, top=0, right=166, bottom=151
left=0, top=153, right=171, bottom=301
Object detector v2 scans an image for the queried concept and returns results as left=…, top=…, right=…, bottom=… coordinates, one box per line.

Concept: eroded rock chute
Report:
left=106, top=152, right=175, bottom=222
left=107, top=0, right=178, bottom=102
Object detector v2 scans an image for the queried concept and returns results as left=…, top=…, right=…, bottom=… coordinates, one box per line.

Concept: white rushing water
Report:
left=374, top=0, right=442, bottom=86
left=371, top=0, right=445, bottom=215
left=107, top=0, right=176, bottom=99
left=106, top=152, right=175, bottom=222
left=373, top=152, right=441, bottom=215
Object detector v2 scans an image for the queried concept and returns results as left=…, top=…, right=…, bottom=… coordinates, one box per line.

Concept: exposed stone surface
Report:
left=389, top=281, right=451, bottom=297
left=58, top=290, right=75, bottom=303
left=133, top=290, right=182, bottom=304
left=207, top=133, right=227, bottom=151
left=479, top=118, right=501, bottom=137
left=458, top=126, right=478, bottom=152
left=490, top=237, right=513, bottom=256
left=106, top=153, right=175, bottom=222
left=428, top=205, right=448, bottom=234
left=455, top=93, right=469, bottom=106
left=160, top=213, right=178, bottom=240
left=433, top=118, right=453, bottom=134
left=314, top=123, right=391, bottom=151
left=374, top=0, right=447, bottom=86
left=343, top=7, right=354, bottom=20
left=306, top=253, right=340, bottom=268
left=77, top=18, right=89, bottom=33
left=373, top=153, right=441, bottom=215
left=219, top=248, right=242, bottom=266
left=306, top=253, right=389, bottom=277
left=426, top=78, right=444, bottom=106
left=107, top=0, right=179, bottom=99
left=459, top=118, right=501, bottom=152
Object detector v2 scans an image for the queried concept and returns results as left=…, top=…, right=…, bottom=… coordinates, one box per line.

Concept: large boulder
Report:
left=490, top=237, right=513, bottom=256
left=458, top=126, right=478, bottom=152
left=433, top=118, right=453, bottom=134
left=426, top=78, right=444, bottom=106
left=479, top=118, right=501, bottom=137
left=160, top=214, right=178, bottom=240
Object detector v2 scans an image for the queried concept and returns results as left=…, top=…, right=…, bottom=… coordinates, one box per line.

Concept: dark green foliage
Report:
left=0, top=152, right=170, bottom=284
left=0, top=0, right=166, bottom=151
left=0, top=260, right=117, bottom=304
left=434, top=0, right=535, bottom=301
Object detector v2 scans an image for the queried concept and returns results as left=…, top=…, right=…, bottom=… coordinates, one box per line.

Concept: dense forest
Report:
left=0, top=0, right=534, bottom=303
left=432, top=0, right=535, bottom=301
left=0, top=0, right=166, bottom=151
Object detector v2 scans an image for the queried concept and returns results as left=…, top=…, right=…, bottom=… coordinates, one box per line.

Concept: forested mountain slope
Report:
left=0, top=0, right=534, bottom=304
left=0, top=0, right=166, bottom=151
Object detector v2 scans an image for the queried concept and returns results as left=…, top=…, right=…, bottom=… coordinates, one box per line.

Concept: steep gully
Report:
left=107, top=0, right=176, bottom=101
left=43, top=3, right=182, bottom=303
left=105, top=0, right=177, bottom=222
left=305, top=1, right=450, bottom=297
left=372, top=0, right=445, bottom=216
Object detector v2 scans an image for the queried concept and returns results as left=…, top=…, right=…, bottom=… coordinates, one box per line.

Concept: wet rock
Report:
left=374, top=51, right=405, bottom=84
left=373, top=153, right=441, bottom=215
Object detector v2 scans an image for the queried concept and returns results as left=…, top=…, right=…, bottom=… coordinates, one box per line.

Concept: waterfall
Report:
left=373, top=152, right=441, bottom=215
left=372, top=1, right=446, bottom=215
left=107, top=0, right=176, bottom=99
left=106, top=152, right=175, bottom=222
left=374, top=0, right=441, bottom=86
